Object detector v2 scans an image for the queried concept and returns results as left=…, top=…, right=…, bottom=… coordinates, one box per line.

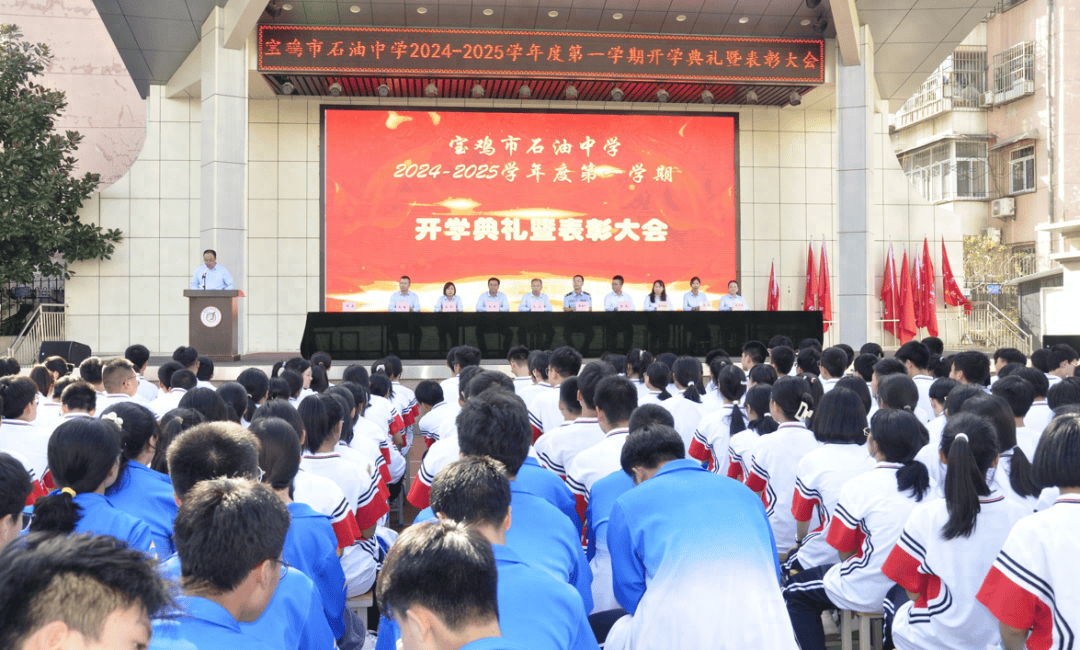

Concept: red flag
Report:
left=804, top=239, right=817, bottom=312
left=912, top=250, right=924, bottom=329
left=898, top=247, right=918, bottom=343
left=922, top=238, right=939, bottom=336
left=767, top=260, right=780, bottom=311
left=881, top=243, right=898, bottom=338
left=818, top=241, right=832, bottom=332
left=941, top=237, right=971, bottom=314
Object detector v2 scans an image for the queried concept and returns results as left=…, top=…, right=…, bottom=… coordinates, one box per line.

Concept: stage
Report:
left=299, top=311, right=824, bottom=361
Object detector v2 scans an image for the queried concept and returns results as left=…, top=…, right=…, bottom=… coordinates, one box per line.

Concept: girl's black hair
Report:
left=267, top=377, right=291, bottom=401
left=279, top=369, right=303, bottom=399
left=31, top=418, right=122, bottom=534
left=0, top=376, right=37, bottom=419
left=368, top=373, right=393, bottom=400
left=29, top=366, right=53, bottom=398
left=868, top=409, right=930, bottom=502
left=770, top=376, right=815, bottom=422
left=945, top=384, right=989, bottom=417
left=744, top=384, right=778, bottom=435
left=672, top=356, right=706, bottom=403
left=177, top=387, right=229, bottom=423
left=328, top=392, right=355, bottom=445
left=835, top=376, right=873, bottom=414
left=748, top=363, right=779, bottom=386
left=372, top=358, right=393, bottom=378
left=939, top=413, right=1000, bottom=540
left=626, top=349, right=654, bottom=380
left=216, top=382, right=248, bottom=424
left=960, top=396, right=1041, bottom=499
left=656, top=352, right=677, bottom=369
left=648, top=280, right=667, bottom=303
left=100, top=402, right=159, bottom=492
left=309, top=365, right=329, bottom=394
left=811, top=388, right=867, bottom=444
left=337, top=381, right=369, bottom=416
left=311, top=351, right=333, bottom=371
left=42, top=356, right=71, bottom=377
left=709, top=357, right=734, bottom=393
left=284, top=357, right=312, bottom=376
left=270, top=360, right=284, bottom=378
left=172, top=346, right=198, bottom=368
left=297, top=394, right=344, bottom=453
left=152, top=408, right=206, bottom=474
left=716, top=364, right=748, bottom=436
left=236, top=368, right=269, bottom=422
left=248, top=417, right=302, bottom=494
left=877, top=374, right=920, bottom=412
left=645, top=362, right=672, bottom=400
left=384, top=355, right=404, bottom=378
left=1032, top=413, right=1080, bottom=487
left=251, top=399, right=307, bottom=446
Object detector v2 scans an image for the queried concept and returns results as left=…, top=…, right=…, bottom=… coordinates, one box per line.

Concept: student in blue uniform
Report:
left=102, top=401, right=178, bottom=557
left=163, top=421, right=337, bottom=650
left=0, top=533, right=173, bottom=650
left=606, top=424, right=798, bottom=650
left=149, top=478, right=291, bottom=650
left=376, top=519, right=529, bottom=650
left=249, top=416, right=357, bottom=646
left=30, top=417, right=157, bottom=559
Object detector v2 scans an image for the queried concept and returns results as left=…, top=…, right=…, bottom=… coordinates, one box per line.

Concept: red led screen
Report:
left=323, top=108, right=738, bottom=311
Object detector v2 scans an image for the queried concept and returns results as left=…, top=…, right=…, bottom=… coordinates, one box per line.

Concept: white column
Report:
left=200, top=6, right=248, bottom=351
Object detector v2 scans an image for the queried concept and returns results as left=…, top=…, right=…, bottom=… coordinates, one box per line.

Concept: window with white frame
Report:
left=901, top=140, right=989, bottom=203
left=1010, top=145, right=1035, bottom=194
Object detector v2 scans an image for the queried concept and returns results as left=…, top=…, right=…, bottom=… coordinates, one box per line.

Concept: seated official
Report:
left=603, top=276, right=635, bottom=312
left=682, top=277, right=710, bottom=311
left=378, top=457, right=598, bottom=650
left=476, top=278, right=510, bottom=312
left=606, top=425, right=798, bottom=650
left=189, top=249, right=235, bottom=290
left=563, top=275, right=592, bottom=312
left=434, top=282, right=465, bottom=312
left=389, top=276, right=421, bottom=312
left=0, top=533, right=173, bottom=650
left=642, top=280, right=670, bottom=312
left=718, top=280, right=748, bottom=311
left=519, top=279, right=553, bottom=312
left=376, top=520, right=528, bottom=650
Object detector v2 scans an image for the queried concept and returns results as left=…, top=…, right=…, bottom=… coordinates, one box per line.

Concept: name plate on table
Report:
left=486, top=300, right=501, bottom=312
left=442, top=301, right=457, bottom=312
left=530, top=301, right=545, bottom=311
left=575, top=301, right=590, bottom=312
left=342, top=301, right=357, bottom=312
left=658, top=301, right=669, bottom=311
left=395, top=302, right=411, bottom=312
left=617, top=301, right=633, bottom=312
left=733, top=301, right=747, bottom=311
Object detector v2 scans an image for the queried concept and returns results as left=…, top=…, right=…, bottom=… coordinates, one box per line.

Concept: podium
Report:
left=183, top=290, right=242, bottom=360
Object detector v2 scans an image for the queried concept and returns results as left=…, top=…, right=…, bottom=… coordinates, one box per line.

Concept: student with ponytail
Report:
left=30, top=417, right=156, bottom=558
left=101, top=402, right=178, bottom=556
left=659, top=357, right=708, bottom=449
left=236, top=367, right=268, bottom=426
left=745, top=376, right=821, bottom=555
left=882, top=413, right=1029, bottom=650
left=978, top=413, right=1080, bottom=650
left=783, top=408, right=929, bottom=650
left=786, top=388, right=876, bottom=574
left=625, top=349, right=654, bottom=403
left=726, top=384, right=778, bottom=482
left=689, top=364, right=747, bottom=475
left=960, top=396, right=1042, bottom=508
left=640, top=362, right=672, bottom=405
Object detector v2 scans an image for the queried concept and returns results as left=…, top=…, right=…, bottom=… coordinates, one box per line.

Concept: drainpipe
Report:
left=1047, top=0, right=1055, bottom=230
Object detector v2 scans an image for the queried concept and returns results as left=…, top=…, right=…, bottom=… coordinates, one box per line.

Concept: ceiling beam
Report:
left=224, top=0, right=267, bottom=50
left=830, top=0, right=861, bottom=66
left=165, top=41, right=202, bottom=98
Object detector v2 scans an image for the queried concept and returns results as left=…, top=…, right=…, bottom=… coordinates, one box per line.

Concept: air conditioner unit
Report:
left=982, top=91, right=995, bottom=107
left=985, top=226, right=1002, bottom=244
left=992, top=197, right=1016, bottom=219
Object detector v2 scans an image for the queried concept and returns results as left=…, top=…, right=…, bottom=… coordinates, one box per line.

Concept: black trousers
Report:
left=782, top=564, right=837, bottom=650
left=881, top=583, right=910, bottom=650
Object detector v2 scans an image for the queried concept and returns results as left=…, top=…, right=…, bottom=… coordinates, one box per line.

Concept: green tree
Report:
left=0, top=24, right=121, bottom=288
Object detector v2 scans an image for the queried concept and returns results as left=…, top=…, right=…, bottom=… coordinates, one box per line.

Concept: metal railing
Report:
left=956, top=300, right=1033, bottom=354
left=992, top=42, right=1034, bottom=94
left=894, top=48, right=986, bottom=129
left=6, top=304, right=65, bottom=365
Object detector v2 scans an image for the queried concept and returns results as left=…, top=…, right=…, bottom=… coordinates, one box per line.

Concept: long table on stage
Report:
left=300, top=311, right=823, bottom=360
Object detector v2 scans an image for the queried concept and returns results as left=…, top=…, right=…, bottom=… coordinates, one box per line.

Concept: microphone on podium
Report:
left=202, top=271, right=208, bottom=289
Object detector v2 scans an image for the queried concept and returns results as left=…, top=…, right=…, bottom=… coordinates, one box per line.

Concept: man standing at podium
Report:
left=189, top=250, right=234, bottom=290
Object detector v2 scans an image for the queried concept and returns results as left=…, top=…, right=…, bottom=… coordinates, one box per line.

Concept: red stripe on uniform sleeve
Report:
left=688, top=438, right=710, bottom=463
left=407, top=479, right=431, bottom=510
left=532, top=424, right=544, bottom=443
left=380, top=447, right=391, bottom=465
left=575, top=494, right=588, bottom=523
left=791, top=490, right=818, bottom=522
left=882, top=545, right=926, bottom=595
left=378, top=463, right=391, bottom=484
left=332, top=513, right=362, bottom=549
left=977, top=566, right=1042, bottom=637
left=826, top=516, right=864, bottom=554
left=727, top=462, right=743, bottom=481
left=355, top=490, right=389, bottom=531
left=402, top=405, right=419, bottom=427
left=745, top=471, right=767, bottom=493
left=425, top=437, right=435, bottom=449
left=389, top=415, right=405, bottom=436
left=377, top=478, right=389, bottom=502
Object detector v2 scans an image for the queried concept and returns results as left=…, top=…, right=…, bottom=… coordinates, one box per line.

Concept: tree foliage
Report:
left=0, top=24, right=121, bottom=286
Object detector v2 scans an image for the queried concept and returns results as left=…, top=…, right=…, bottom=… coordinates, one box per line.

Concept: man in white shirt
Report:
left=125, top=344, right=160, bottom=402
left=949, top=350, right=991, bottom=389
left=528, top=346, right=583, bottom=440
left=388, top=276, right=420, bottom=312
left=518, top=279, right=553, bottom=312
left=895, top=341, right=936, bottom=423
left=149, top=369, right=197, bottom=420
left=603, top=276, right=634, bottom=312
left=818, top=347, right=847, bottom=395
left=96, top=359, right=151, bottom=415
left=189, top=249, right=235, bottom=290
left=1048, top=343, right=1079, bottom=384
left=44, top=381, right=97, bottom=436
left=77, top=357, right=105, bottom=394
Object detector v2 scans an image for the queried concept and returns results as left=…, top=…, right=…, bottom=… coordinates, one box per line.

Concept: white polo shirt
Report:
left=417, top=401, right=458, bottom=445
left=688, top=404, right=744, bottom=475
left=883, top=490, right=1029, bottom=650
left=912, top=374, right=936, bottom=424
left=1024, top=400, right=1053, bottom=433
left=300, top=452, right=387, bottom=531
left=149, top=388, right=187, bottom=420
left=0, top=419, right=49, bottom=480
left=516, top=381, right=552, bottom=412
left=528, top=386, right=565, bottom=438
left=727, top=428, right=764, bottom=482
left=745, top=421, right=821, bottom=554
left=294, top=469, right=359, bottom=547
left=658, top=393, right=707, bottom=451
left=95, top=392, right=151, bottom=416
left=565, top=427, right=630, bottom=510
left=534, top=417, right=604, bottom=477
left=791, top=443, right=876, bottom=569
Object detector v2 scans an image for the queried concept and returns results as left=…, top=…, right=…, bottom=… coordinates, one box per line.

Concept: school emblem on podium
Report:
left=200, top=306, right=222, bottom=328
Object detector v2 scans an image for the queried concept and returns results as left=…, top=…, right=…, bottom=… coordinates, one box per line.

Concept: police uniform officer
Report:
left=563, top=275, right=594, bottom=352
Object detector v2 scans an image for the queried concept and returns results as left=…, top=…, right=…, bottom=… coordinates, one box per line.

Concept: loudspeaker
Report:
left=37, top=341, right=92, bottom=366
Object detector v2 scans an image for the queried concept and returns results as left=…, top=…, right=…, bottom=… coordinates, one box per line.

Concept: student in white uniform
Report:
left=960, top=396, right=1043, bottom=509
left=95, top=359, right=151, bottom=415
left=689, top=364, right=746, bottom=475
left=124, top=344, right=160, bottom=403
left=894, top=341, right=936, bottom=423
left=659, top=357, right=708, bottom=450
left=506, top=346, right=534, bottom=398
left=783, top=408, right=931, bottom=650
left=1047, top=343, right=1079, bottom=384
left=786, top=388, right=876, bottom=573
left=882, top=414, right=1030, bottom=650
left=745, top=376, right=821, bottom=555
left=924, top=377, right=958, bottom=450
left=768, top=346, right=797, bottom=382
left=0, top=376, right=48, bottom=480
left=816, top=348, right=846, bottom=394
left=977, top=413, right=1080, bottom=650
left=638, top=362, right=670, bottom=406
left=535, top=362, right=614, bottom=479
left=727, top=384, right=779, bottom=482
left=852, top=353, right=880, bottom=416
left=528, top=346, right=582, bottom=440
left=876, top=373, right=920, bottom=413
left=1049, top=377, right=1080, bottom=415
left=28, top=367, right=60, bottom=431
left=516, top=350, right=553, bottom=409
left=625, top=349, right=654, bottom=403
left=565, top=376, right=637, bottom=524
left=949, top=350, right=991, bottom=389
left=915, top=383, right=986, bottom=487
left=414, top=380, right=452, bottom=449
left=1015, top=366, right=1054, bottom=432
left=992, top=375, right=1043, bottom=458
left=149, top=368, right=195, bottom=420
